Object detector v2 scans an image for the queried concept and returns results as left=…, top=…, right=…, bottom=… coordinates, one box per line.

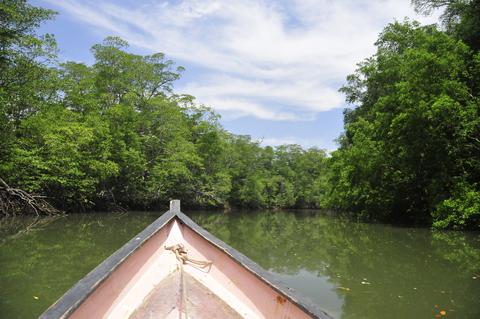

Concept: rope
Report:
left=165, top=244, right=213, bottom=319
left=165, top=244, right=213, bottom=268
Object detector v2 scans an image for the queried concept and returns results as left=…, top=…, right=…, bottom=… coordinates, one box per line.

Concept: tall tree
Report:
left=0, top=0, right=57, bottom=179
left=327, top=20, right=480, bottom=228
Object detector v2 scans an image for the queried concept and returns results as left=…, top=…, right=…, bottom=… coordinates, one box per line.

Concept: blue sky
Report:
left=33, top=0, right=439, bottom=152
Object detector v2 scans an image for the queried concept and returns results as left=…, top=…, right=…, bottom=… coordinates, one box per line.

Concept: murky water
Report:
left=0, top=210, right=479, bottom=318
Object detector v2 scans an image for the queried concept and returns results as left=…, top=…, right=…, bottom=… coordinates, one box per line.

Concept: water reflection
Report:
left=0, top=212, right=160, bottom=319
left=0, top=210, right=479, bottom=319
left=189, top=210, right=480, bottom=319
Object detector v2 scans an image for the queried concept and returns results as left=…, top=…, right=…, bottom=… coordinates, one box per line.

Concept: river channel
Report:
left=0, top=210, right=479, bottom=318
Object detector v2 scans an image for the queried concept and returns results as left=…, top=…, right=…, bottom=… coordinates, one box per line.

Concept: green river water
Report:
left=0, top=210, right=479, bottom=319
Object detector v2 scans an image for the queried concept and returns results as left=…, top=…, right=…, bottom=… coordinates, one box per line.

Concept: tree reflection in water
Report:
left=0, top=210, right=479, bottom=319
left=190, top=210, right=480, bottom=319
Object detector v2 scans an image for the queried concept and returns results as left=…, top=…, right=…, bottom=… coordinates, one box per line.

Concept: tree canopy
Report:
left=0, top=1, right=328, bottom=214
left=325, top=11, right=480, bottom=228
left=1, top=0, right=479, bottom=230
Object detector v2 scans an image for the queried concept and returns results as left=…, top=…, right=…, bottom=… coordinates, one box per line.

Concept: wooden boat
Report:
left=40, top=200, right=332, bottom=319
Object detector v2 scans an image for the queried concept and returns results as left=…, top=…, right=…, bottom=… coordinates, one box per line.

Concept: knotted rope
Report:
left=165, top=244, right=213, bottom=268
left=165, top=244, right=213, bottom=319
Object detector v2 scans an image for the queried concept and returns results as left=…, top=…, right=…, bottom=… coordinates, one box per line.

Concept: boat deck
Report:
left=130, top=270, right=242, bottom=319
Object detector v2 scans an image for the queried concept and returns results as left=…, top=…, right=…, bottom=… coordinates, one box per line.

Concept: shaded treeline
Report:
left=1, top=0, right=479, bottom=229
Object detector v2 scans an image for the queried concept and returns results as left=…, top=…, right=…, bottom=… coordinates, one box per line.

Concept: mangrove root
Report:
left=0, top=177, right=62, bottom=217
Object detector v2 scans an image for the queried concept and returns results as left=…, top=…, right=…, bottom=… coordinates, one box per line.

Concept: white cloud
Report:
left=260, top=136, right=337, bottom=153
left=44, top=0, right=440, bottom=120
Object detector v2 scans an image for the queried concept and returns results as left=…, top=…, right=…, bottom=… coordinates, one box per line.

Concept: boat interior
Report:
left=67, top=217, right=314, bottom=319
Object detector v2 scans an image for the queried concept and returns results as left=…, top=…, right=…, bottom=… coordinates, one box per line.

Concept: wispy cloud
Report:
left=43, top=0, right=439, bottom=121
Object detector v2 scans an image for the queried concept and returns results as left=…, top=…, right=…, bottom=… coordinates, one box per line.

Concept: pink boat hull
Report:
left=40, top=202, right=331, bottom=319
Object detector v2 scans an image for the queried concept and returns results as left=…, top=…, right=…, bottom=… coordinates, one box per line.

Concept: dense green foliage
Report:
left=0, top=0, right=56, bottom=176
left=325, top=0, right=480, bottom=229
left=1, top=1, right=479, bottom=229
left=413, top=0, right=480, bottom=50
left=0, top=1, right=328, bottom=212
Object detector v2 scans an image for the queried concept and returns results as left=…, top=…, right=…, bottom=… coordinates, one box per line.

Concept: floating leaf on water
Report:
left=336, top=287, right=351, bottom=291
left=33, top=296, right=39, bottom=300
left=361, top=281, right=371, bottom=285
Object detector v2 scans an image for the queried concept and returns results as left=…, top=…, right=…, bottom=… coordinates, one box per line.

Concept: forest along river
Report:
left=0, top=210, right=479, bottom=319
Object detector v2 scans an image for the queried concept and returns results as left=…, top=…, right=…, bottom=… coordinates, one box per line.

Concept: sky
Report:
left=33, top=0, right=440, bottom=152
